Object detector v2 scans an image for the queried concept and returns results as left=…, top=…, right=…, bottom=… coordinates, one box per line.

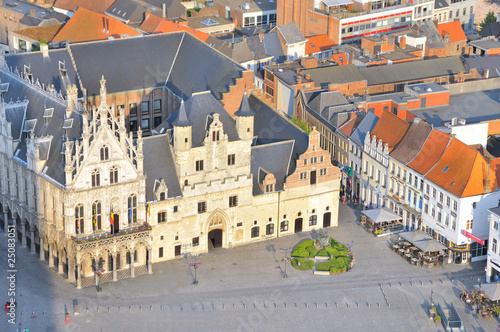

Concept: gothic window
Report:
left=75, top=204, right=84, bottom=234
left=109, top=166, right=118, bottom=184
left=91, top=169, right=100, bottom=187
left=92, top=201, right=102, bottom=231
left=100, top=145, right=109, bottom=161
left=128, top=195, right=137, bottom=224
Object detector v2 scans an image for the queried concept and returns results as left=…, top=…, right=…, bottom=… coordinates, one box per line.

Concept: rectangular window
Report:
left=251, top=226, right=260, bottom=238
left=439, top=192, right=443, bottom=203
left=159, top=247, right=164, bottom=258
left=154, top=116, right=162, bottom=128
left=130, top=120, right=137, bottom=131
left=437, top=210, right=442, bottom=223
left=154, top=99, right=161, bottom=112
left=309, top=215, right=317, bottom=226
left=431, top=206, right=435, bottom=218
left=281, top=220, right=289, bottom=232
left=141, top=118, right=149, bottom=130
left=300, top=172, right=307, bottom=180
left=424, top=203, right=429, bottom=214
left=229, top=195, right=238, bottom=207
left=451, top=217, right=456, bottom=230
left=432, top=188, right=436, bottom=199
left=196, top=160, right=204, bottom=172
left=141, top=101, right=149, bottom=114
left=198, top=201, right=207, bottom=213
left=493, top=238, right=497, bottom=254
left=173, top=205, right=178, bottom=213
left=446, top=196, right=450, bottom=207
left=266, top=223, right=274, bottom=235
left=192, top=237, right=199, bottom=246
left=453, top=200, right=457, bottom=211
left=228, top=154, right=235, bottom=166
left=158, top=212, right=167, bottom=223
left=130, top=103, right=137, bottom=115
left=467, top=220, right=473, bottom=230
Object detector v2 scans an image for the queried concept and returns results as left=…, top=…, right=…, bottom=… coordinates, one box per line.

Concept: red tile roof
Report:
left=426, top=138, right=494, bottom=197
left=52, top=7, right=140, bottom=43
left=54, top=0, right=116, bottom=13
left=330, top=52, right=349, bottom=66
left=407, top=128, right=450, bottom=174
left=305, top=34, right=336, bottom=55
left=370, top=111, right=410, bottom=152
left=437, top=21, right=467, bottom=43
left=339, top=114, right=362, bottom=136
left=14, top=25, right=63, bottom=43
left=138, top=13, right=209, bottom=42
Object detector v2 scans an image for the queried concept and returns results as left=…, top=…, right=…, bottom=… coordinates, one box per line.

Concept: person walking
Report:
left=65, top=312, right=70, bottom=324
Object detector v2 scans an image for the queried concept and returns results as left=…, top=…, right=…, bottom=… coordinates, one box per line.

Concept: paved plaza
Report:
left=0, top=203, right=498, bottom=331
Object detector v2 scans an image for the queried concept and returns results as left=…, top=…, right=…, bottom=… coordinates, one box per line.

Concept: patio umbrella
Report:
left=412, top=238, right=447, bottom=253
left=361, top=207, right=402, bottom=224
left=399, top=230, right=432, bottom=243
left=475, top=283, right=500, bottom=301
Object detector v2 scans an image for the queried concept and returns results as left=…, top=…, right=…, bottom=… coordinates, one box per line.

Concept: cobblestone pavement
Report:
left=0, top=203, right=498, bottom=331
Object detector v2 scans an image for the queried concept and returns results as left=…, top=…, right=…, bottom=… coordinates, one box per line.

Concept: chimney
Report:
left=484, top=69, right=490, bottom=79
left=41, top=43, right=49, bottom=57
left=484, top=162, right=491, bottom=193
left=258, top=32, right=264, bottom=42
left=300, top=56, right=318, bottom=69
left=296, top=76, right=302, bottom=84
left=399, top=36, right=406, bottom=49
left=30, top=9, right=35, bottom=16
left=305, top=74, right=311, bottom=80
left=162, top=3, right=166, bottom=19
left=234, top=18, right=237, bottom=29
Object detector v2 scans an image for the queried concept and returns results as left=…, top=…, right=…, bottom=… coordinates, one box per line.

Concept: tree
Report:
left=480, top=10, right=497, bottom=30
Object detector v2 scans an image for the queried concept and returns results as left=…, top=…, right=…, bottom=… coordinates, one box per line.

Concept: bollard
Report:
left=140, top=305, right=142, bottom=312
left=377, top=301, right=380, bottom=308
left=160, top=305, right=163, bottom=311
left=108, top=307, right=110, bottom=313
left=118, top=306, right=120, bottom=312
left=150, top=305, right=153, bottom=311
left=129, top=306, right=131, bottom=312
left=97, top=307, right=100, bottom=313
left=367, top=303, right=371, bottom=308
left=86, top=307, right=88, bottom=314
left=336, top=302, right=339, bottom=307
left=284, top=303, right=287, bottom=308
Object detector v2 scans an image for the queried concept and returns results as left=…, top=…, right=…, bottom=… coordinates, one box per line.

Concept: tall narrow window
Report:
left=100, top=145, right=109, bottom=161
left=91, top=169, right=100, bottom=187
left=109, top=166, right=118, bottom=184
left=128, top=195, right=137, bottom=224
left=75, top=204, right=84, bottom=234
left=92, top=201, right=102, bottom=231
left=266, top=223, right=274, bottom=235
left=228, top=154, right=235, bottom=166
left=196, top=160, right=204, bottom=172
left=251, top=226, right=260, bottom=238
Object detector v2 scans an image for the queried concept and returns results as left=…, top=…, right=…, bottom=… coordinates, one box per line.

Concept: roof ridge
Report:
left=251, top=139, right=295, bottom=150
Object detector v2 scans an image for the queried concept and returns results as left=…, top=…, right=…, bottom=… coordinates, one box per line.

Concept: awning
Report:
left=399, top=230, right=432, bottom=243
left=474, top=283, right=500, bottom=301
left=362, top=207, right=402, bottom=224
left=322, top=0, right=353, bottom=6
left=412, top=238, right=447, bottom=253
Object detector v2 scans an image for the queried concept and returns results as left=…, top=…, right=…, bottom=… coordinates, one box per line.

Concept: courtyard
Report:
left=0, top=203, right=497, bottom=331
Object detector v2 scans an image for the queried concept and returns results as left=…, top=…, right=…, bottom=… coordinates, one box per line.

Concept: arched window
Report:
left=128, top=195, right=137, bottom=224
left=100, top=145, right=109, bottom=161
left=91, top=169, right=100, bottom=187
left=75, top=204, right=84, bottom=234
left=92, top=201, right=102, bottom=231
left=251, top=226, right=260, bottom=238
left=109, top=166, right=118, bottom=184
left=159, top=192, right=165, bottom=200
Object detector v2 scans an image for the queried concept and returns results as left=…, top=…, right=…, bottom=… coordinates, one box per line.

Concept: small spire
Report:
left=172, top=100, right=192, bottom=127
left=234, top=92, right=255, bottom=117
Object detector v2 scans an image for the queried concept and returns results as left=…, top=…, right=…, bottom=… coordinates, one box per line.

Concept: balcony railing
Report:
left=71, top=223, right=152, bottom=249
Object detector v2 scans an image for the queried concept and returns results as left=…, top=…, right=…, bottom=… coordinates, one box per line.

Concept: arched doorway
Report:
left=294, top=218, right=303, bottom=233
left=208, top=229, right=223, bottom=249
left=323, top=212, right=331, bottom=228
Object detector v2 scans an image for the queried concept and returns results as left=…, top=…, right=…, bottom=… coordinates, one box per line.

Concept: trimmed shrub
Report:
left=291, top=247, right=310, bottom=258
left=317, top=249, right=330, bottom=256
left=332, top=243, right=346, bottom=250
left=306, top=245, right=319, bottom=258
left=291, top=258, right=315, bottom=270
left=336, top=256, right=351, bottom=268
left=316, top=259, right=340, bottom=271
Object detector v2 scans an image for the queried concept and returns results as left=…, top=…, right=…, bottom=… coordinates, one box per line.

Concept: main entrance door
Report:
left=208, top=229, right=223, bottom=249
left=323, top=212, right=331, bottom=228
left=295, top=218, right=303, bottom=233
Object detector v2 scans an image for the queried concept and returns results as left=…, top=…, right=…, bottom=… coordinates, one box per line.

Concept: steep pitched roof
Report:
left=54, top=0, right=116, bottom=12
left=305, top=34, right=335, bottom=54
left=234, top=92, right=255, bottom=117
left=138, top=14, right=209, bottom=41
left=425, top=138, right=494, bottom=197
left=479, top=22, right=500, bottom=38
left=350, top=111, right=379, bottom=146
left=437, top=21, right=467, bottom=43
left=105, top=0, right=185, bottom=25
left=13, top=24, right=63, bottom=42
left=52, top=7, right=140, bottom=43
left=339, top=114, right=362, bottom=136
left=407, top=128, right=450, bottom=174
left=370, top=111, right=410, bottom=152
left=171, top=100, right=191, bottom=126
left=275, top=22, right=307, bottom=45
left=389, top=121, right=432, bottom=164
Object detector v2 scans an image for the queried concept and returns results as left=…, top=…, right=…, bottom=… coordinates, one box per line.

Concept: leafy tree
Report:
left=480, top=10, right=497, bottom=30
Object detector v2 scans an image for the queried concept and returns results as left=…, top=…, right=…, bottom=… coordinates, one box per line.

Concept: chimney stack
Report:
left=41, top=43, right=49, bottom=57
left=30, top=9, right=35, bottom=16
left=399, top=36, right=406, bottom=49
left=484, top=69, right=490, bottom=79
left=162, top=3, right=167, bottom=19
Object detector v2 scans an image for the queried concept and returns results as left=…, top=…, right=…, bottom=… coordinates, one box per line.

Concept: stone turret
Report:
left=172, top=100, right=192, bottom=152
left=234, top=92, right=254, bottom=141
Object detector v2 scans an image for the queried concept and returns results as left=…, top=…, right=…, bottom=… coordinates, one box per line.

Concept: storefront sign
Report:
left=462, top=230, right=485, bottom=246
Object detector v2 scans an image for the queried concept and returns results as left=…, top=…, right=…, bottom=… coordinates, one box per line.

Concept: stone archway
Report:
left=205, top=209, right=229, bottom=250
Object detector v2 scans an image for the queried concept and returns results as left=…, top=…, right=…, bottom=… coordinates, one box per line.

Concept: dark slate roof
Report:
left=5, top=104, right=26, bottom=142
left=67, top=32, right=246, bottom=100
left=234, top=93, right=255, bottom=117
left=389, top=121, right=432, bottom=164
left=162, top=91, right=239, bottom=147
left=479, top=22, right=500, bottom=38
left=434, top=0, right=449, bottom=9
left=349, top=111, right=379, bottom=146
left=5, top=49, right=82, bottom=97
left=250, top=94, right=308, bottom=175
left=275, top=22, right=306, bottom=45
left=0, top=71, right=82, bottom=186
left=304, top=90, right=349, bottom=115
left=171, top=100, right=192, bottom=126
left=251, top=141, right=294, bottom=195
left=413, top=22, right=446, bottom=49
left=246, top=35, right=271, bottom=60
left=106, top=0, right=185, bottom=23
left=302, top=64, right=366, bottom=88
left=464, top=56, right=500, bottom=78
left=262, top=31, right=285, bottom=63
left=469, top=38, right=500, bottom=50
left=359, top=57, right=467, bottom=86
left=143, top=133, right=182, bottom=201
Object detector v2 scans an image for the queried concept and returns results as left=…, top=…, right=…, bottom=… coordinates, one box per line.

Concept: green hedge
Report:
left=291, top=258, right=315, bottom=270
left=316, top=256, right=352, bottom=272
left=291, top=240, right=315, bottom=258
left=306, top=245, right=319, bottom=258
left=317, top=248, right=330, bottom=256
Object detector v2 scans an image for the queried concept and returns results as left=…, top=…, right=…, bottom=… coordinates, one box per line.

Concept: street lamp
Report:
left=280, top=247, right=292, bottom=278
left=189, top=254, right=202, bottom=285
left=93, top=259, right=105, bottom=292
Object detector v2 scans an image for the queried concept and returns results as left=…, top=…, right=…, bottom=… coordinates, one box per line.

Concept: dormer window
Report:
left=43, top=107, right=53, bottom=125
left=266, top=184, right=274, bottom=192
left=100, top=145, right=109, bottom=161
left=212, top=130, right=220, bottom=141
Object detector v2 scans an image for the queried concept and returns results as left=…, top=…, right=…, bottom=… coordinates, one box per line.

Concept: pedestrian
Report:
left=65, top=312, right=70, bottom=324
left=5, top=302, right=9, bottom=313
left=342, top=197, right=345, bottom=204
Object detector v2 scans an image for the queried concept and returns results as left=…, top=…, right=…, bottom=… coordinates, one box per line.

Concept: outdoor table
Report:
left=393, top=245, right=400, bottom=249
left=398, top=249, right=405, bottom=256
left=405, top=253, right=412, bottom=262
left=411, top=257, right=418, bottom=265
